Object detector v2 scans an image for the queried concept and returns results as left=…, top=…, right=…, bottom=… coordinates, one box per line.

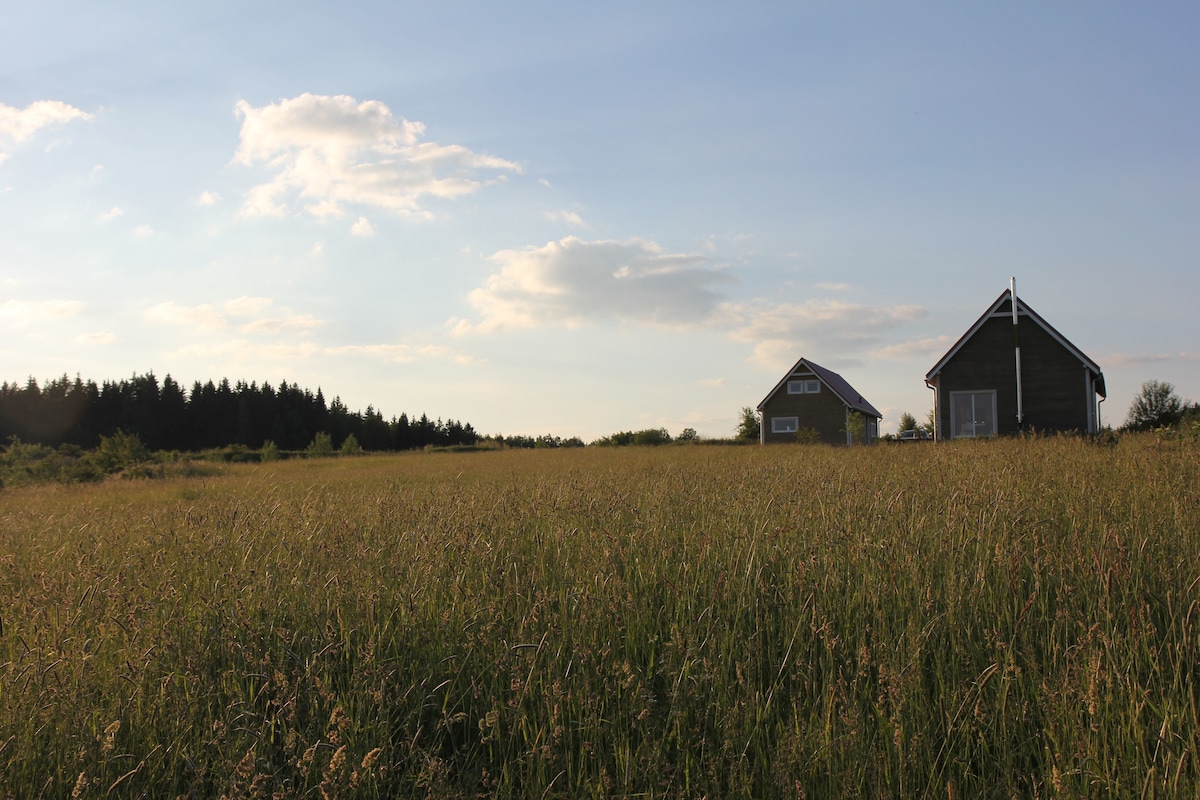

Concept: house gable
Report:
left=926, top=291, right=1105, bottom=439
left=758, top=358, right=881, bottom=445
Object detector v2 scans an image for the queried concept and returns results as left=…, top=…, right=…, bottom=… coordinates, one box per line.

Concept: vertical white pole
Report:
left=1012, top=277, right=1023, bottom=427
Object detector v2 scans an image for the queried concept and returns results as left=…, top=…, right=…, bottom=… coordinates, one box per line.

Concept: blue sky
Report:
left=2, top=2, right=1197, bottom=439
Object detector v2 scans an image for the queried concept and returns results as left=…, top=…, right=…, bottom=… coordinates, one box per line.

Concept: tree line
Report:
left=0, top=373, right=478, bottom=453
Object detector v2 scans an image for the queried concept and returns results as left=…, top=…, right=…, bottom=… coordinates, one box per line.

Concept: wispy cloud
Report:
left=1103, top=351, right=1200, bottom=368
left=144, top=296, right=324, bottom=335
left=543, top=209, right=585, bottom=227
left=0, top=100, right=93, bottom=162
left=233, top=93, right=521, bottom=219
left=721, top=299, right=927, bottom=369
left=75, top=331, right=116, bottom=345
left=458, top=236, right=727, bottom=333
left=99, top=207, right=124, bottom=221
left=166, top=339, right=475, bottom=365
left=0, top=299, right=83, bottom=327
left=871, top=335, right=955, bottom=361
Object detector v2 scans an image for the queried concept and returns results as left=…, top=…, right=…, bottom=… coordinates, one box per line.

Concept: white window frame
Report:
left=772, top=416, right=799, bottom=434
left=786, top=378, right=821, bottom=395
left=949, top=390, right=997, bottom=439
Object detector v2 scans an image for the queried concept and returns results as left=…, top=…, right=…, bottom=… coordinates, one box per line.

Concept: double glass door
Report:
left=950, top=391, right=996, bottom=438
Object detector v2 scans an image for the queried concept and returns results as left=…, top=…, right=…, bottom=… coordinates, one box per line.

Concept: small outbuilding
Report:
left=925, top=283, right=1106, bottom=439
left=757, top=357, right=882, bottom=445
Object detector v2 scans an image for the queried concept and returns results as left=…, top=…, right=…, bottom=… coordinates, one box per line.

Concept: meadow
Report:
left=1, top=436, right=1197, bottom=798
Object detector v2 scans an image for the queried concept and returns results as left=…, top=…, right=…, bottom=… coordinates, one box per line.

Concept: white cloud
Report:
left=0, top=100, right=93, bottom=149
left=222, top=296, right=274, bottom=316
left=239, top=314, right=324, bottom=334
left=1103, top=351, right=1200, bottom=368
left=697, top=377, right=725, bottom=388
left=326, top=343, right=478, bottom=365
left=134, top=224, right=156, bottom=238
left=871, top=335, right=955, bottom=361
left=816, top=282, right=852, bottom=291
left=721, top=299, right=927, bottom=369
left=350, top=216, right=375, bottom=236
left=144, top=301, right=226, bottom=332
left=166, top=338, right=473, bottom=365
left=144, top=296, right=325, bottom=336
left=0, top=299, right=82, bottom=327
left=197, top=191, right=219, bottom=207
left=75, top=331, right=116, bottom=345
left=461, top=236, right=727, bottom=332
left=543, top=209, right=585, bottom=227
left=99, top=207, right=124, bottom=221
left=233, top=93, right=521, bottom=219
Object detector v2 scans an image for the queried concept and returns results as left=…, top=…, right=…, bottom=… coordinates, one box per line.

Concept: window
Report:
left=772, top=416, right=799, bottom=434
left=949, top=391, right=997, bottom=438
left=787, top=379, right=821, bottom=394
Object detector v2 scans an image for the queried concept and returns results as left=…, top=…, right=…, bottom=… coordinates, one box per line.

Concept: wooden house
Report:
left=925, top=285, right=1106, bottom=439
left=757, top=358, right=882, bottom=445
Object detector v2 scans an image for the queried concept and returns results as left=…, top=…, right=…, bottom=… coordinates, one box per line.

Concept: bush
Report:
left=86, top=430, right=151, bottom=474
left=306, top=432, right=334, bottom=458
left=339, top=433, right=363, bottom=456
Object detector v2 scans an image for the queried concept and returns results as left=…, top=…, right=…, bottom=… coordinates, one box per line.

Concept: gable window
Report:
left=772, top=416, right=799, bottom=434
left=949, top=391, right=997, bottom=438
left=787, top=379, right=821, bottom=394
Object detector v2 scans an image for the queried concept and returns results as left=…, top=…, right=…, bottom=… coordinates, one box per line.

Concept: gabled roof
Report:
left=758, top=357, right=882, bottom=418
left=925, top=290, right=1106, bottom=397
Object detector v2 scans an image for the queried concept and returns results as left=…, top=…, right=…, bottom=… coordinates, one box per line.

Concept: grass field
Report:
left=1, top=436, right=1198, bottom=798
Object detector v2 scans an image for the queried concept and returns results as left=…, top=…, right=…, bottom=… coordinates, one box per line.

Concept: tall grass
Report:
left=0, top=436, right=1197, bottom=797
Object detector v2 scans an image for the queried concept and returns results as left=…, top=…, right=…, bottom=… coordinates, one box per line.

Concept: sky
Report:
left=2, top=2, right=1197, bottom=440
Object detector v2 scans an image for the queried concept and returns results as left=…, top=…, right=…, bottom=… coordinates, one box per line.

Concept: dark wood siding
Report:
left=937, top=313, right=1091, bottom=436
left=760, top=378, right=848, bottom=444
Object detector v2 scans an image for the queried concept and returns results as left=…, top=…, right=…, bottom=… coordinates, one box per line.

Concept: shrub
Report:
left=306, top=432, right=334, bottom=458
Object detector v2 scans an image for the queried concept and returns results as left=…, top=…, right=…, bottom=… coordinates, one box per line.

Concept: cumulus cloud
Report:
left=721, top=298, right=927, bottom=369
left=0, top=100, right=93, bottom=159
left=460, top=236, right=728, bottom=333
left=0, top=299, right=83, bottom=326
left=233, top=93, right=520, bottom=219
left=99, top=207, right=124, bottom=221
left=197, top=191, right=219, bottom=207
left=350, top=216, right=374, bottom=236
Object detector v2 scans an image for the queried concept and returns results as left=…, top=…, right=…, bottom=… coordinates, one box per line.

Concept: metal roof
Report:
left=757, top=357, right=883, bottom=418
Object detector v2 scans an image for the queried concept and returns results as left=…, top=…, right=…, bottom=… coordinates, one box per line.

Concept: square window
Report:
left=805, top=379, right=820, bottom=394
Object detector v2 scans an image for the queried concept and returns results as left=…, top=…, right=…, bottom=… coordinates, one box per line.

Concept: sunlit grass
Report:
left=1, top=437, right=1197, bottom=797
